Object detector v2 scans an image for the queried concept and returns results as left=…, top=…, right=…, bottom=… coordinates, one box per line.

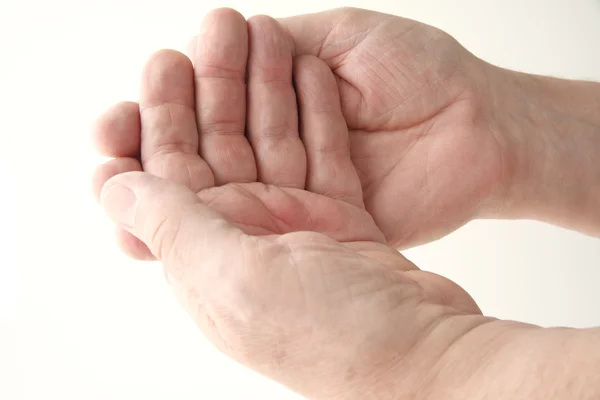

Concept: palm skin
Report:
left=280, top=8, right=510, bottom=247
left=195, top=182, right=381, bottom=241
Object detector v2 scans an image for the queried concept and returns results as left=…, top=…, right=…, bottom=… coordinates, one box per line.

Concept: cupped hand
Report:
left=100, top=167, right=495, bottom=399
left=92, top=10, right=385, bottom=259
left=279, top=8, right=513, bottom=247
left=89, top=10, right=567, bottom=399
left=91, top=9, right=493, bottom=398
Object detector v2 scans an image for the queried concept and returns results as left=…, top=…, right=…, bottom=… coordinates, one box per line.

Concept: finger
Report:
left=293, top=55, right=364, bottom=207
left=91, top=158, right=154, bottom=260
left=91, top=157, right=142, bottom=202
left=100, top=171, right=246, bottom=277
left=197, top=183, right=385, bottom=243
left=247, top=15, right=306, bottom=188
left=140, top=49, right=214, bottom=192
left=115, top=225, right=155, bottom=261
left=192, top=8, right=257, bottom=185
left=186, top=35, right=197, bottom=63
left=278, top=8, right=389, bottom=68
left=92, top=101, right=140, bottom=157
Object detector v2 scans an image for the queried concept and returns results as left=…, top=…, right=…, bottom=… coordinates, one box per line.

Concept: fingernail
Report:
left=101, top=184, right=137, bottom=228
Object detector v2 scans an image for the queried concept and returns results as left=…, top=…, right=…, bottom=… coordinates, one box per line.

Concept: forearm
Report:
left=508, top=326, right=600, bottom=400
left=484, top=66, right=600, bottom=236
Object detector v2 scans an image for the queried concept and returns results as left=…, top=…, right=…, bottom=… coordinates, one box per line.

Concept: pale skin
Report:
left=92, top=8, right=600, bottom=400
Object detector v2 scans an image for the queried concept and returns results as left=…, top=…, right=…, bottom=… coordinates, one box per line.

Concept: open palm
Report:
left=281, top=8, right=510, bottom=247
left=92, top=11, right=386, bottom=258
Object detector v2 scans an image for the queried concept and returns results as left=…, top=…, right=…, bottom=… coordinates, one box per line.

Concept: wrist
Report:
left=480, top=65, right=600, bottom=235
left=428, top=318, right=600, bottom=399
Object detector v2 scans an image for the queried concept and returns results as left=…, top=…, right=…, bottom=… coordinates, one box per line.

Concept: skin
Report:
left=93, top=8, right=505, bottom=254
left=92, top=7, right=600, bottom=399
left=279, top=9, right=508, bottom=248
left=277, top=8, right=600, bottom=241
left=93, top=8, right=600, bottom=254
left=93, top=10, right=486, bottom=398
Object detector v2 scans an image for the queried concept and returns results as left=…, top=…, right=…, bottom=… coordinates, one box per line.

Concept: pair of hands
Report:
left=93, top=8, right=522, bottom=399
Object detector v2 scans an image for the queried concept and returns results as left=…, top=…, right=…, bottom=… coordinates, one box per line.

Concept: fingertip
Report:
left=92, top=157, right=142, bottom=203
left=195, top=8, right=248, bottom=74
left=203, top=7, right=246, bottom=24
left=101, top=171, right=242, bottom=266
left=144, top=48, right=192, bottom=68
left=247, top=13, right=270, bottom=26
left=92, top=101, right=141, bottom=157
left=140, top=49, right=195, bottom=108
left=101, top=171, right=200, bottom=207
left=247, top=14, right=294, bottom=67
left=100, top=170, right=146, bottom=198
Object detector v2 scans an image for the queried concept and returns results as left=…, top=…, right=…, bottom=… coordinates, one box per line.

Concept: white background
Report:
left=1, top=0, right=599, bottom=399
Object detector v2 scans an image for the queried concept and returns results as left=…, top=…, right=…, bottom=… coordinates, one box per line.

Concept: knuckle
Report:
left=198, top=120, right=244, bottom=137
left=258, top=124, right=296, bottom=143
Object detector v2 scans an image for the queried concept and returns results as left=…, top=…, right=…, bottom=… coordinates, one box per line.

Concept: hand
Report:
left=97, top=96, right=600, bottom=400
left=90, top=7, right=479, bottom=358
left=278, top=8, right=513, bottom=247
left=92, top=10, right=375, bottom=258
left=101, top=169, right=499, bottom=399
left=92, top=8, right=485, bottom=397
left=91, top=8, right=484, bottom=397
left=93, top=10, right=395, bottom=259
left=92, top=10, right=600, bottom=398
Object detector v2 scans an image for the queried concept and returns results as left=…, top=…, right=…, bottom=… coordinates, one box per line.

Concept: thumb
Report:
left=100, top=171, right=244, bottom=272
